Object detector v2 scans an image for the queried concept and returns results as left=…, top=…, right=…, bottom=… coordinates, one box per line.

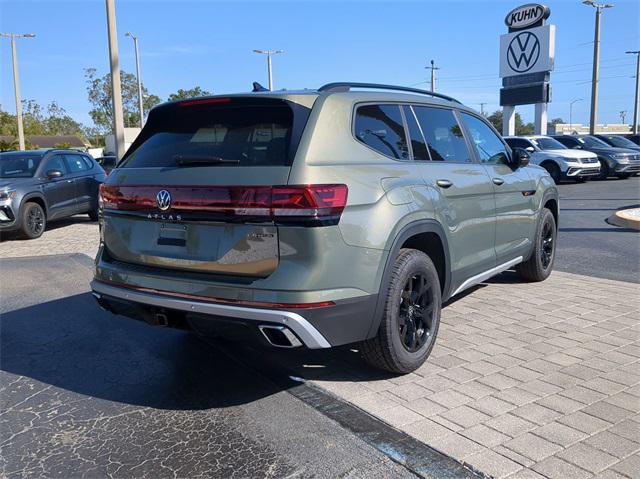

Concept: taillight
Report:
left=99, top=184, right=348, bottom=225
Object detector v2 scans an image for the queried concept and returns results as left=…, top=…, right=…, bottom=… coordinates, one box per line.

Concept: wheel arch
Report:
left=20, top=193, right=48, bottom=218
left=366, top=220, right=451, bottom=340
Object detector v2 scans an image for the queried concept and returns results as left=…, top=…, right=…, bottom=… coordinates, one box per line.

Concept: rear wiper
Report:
left=173, top=155, right=240, bottom=166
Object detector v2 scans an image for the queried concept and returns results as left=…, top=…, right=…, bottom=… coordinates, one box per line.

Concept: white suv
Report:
left=505, top=135, right=600, bottom=183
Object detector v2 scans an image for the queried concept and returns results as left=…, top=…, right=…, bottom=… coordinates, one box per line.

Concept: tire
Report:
left=360, top=248, right=441, bottom=374
left=598, top=160, right=610, bottom=180
left=19, top=202, right=46, bottom=239
left=516, top=208, right=556, bottom=282
left=88, top=209, right=99, bottom=221
left=542, top=163, right=561, bottom=184
left=617, top=173, right=631, bottom=180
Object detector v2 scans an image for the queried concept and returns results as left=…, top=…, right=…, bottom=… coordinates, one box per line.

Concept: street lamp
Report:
left=583, top=0, right=614, bottom=134
left=253, top=49, right=284, bottom=91
left=569, top=98, right=583, bottom=133
left=626, top=50, right=640, bottom=134
left=0, top=33, right=36, bottom=151
left=125, top=32, right=144, bottom=128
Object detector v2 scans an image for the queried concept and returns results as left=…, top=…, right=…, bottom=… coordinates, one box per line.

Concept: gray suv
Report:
left=91, top=83, right=559, bottom=373
left=0, top=149, right=106, bottom=238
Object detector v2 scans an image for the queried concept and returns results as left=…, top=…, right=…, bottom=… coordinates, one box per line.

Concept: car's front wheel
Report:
left=516, top=207, right=556, bottom=282
left=360, top=248, right=441, bottom=374
left=20, top=202, right=46, bottom=239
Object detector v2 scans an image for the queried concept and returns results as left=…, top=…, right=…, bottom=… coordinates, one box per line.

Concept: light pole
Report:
left=626, top=50, right=640, bottom=134
left=0, top=33, right=35, bottom=151
left=125, top=32, right=144, bottom=128
left=569, top=98, right=583, bottom=133
left=253, top=49, right=284, bottom=91
left=105, top=0, right=125, bottom=160
left=583, top=0, right=614, bottom=134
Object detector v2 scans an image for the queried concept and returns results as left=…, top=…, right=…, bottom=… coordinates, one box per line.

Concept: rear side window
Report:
left=81, top=156, right=95, bottom=169
left=412, top=107, right=471, bottom=163
left=121, top=98, right=304, bottom=168
left=65, top=154, right=89, bottom=173
left=354, top=104, right=409, bottom=160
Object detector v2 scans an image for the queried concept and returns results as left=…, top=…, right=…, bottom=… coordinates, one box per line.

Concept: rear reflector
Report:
left=99, top=184, right=348, bottom=224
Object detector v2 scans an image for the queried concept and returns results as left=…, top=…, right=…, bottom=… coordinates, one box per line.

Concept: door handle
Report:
left=436, top=179, right=453, bottom=189
left=492, top=178, right=505, bottom=186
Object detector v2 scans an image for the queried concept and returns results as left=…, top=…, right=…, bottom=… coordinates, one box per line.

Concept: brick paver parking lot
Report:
left=1, top=218, right=639, bottom=478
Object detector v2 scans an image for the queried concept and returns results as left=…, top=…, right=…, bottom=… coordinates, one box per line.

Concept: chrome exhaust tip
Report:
left=258, top=325, right=303, bottom=348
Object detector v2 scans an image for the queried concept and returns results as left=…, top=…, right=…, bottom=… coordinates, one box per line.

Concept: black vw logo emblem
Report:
left=156, top=190, right=171, bottom=211
left=507, top=31, right=540, bottom=73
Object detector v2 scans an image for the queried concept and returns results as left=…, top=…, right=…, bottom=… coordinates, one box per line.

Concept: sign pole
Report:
left=503, top=105, right=516, bottom=136
left=535, top=102, right=548, bottom=134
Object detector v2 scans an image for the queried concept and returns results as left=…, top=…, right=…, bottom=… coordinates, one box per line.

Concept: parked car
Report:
left=504, top=135, right=600, bottom=183
left=0, top=149, right=106, bottom=239
left=551, top=135, right=640, bottom=179
left=91, top=83, right=559, bottom=374
left=95, top=155, right=117, bottom=175
left=594, top=134, right=640, bottom=152
left=620, top=134, right=640, bottom=146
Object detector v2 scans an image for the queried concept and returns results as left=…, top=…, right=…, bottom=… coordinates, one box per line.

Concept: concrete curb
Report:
left=607, top=208, right=640, bottom=230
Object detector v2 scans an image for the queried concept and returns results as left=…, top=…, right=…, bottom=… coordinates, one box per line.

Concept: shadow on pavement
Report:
left=0, top=291, right=285, bottom=410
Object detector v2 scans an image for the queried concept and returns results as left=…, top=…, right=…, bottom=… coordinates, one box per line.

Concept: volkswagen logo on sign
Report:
left=156, top=189, right=171, bottom=211
left=507, top=31, right=540, bottom=73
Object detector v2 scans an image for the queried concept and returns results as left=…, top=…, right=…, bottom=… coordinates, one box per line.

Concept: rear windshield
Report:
left=0, top=153, right=42, bottom=178
left=121, top=98, right=303, bottom=168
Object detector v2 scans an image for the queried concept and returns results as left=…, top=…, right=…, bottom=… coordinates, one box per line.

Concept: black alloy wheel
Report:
left=398, top=273, right=435, bottom=353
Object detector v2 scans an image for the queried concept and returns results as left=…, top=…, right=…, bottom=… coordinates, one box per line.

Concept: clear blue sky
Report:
left=1, top=0, right=638, bottom=128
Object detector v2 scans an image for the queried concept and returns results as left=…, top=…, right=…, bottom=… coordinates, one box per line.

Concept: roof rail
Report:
left=318, top=82, right=461, bottom=104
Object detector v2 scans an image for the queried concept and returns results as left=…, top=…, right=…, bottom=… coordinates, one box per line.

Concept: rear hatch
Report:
left=101, top=95, right=321, bottom=278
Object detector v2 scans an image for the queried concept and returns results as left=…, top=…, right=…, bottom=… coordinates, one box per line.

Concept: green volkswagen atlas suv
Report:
left=91, top=83, right=559, bottom=373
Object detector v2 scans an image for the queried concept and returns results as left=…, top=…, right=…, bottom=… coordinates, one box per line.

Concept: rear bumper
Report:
left=91, top=279, right=378, bottom=349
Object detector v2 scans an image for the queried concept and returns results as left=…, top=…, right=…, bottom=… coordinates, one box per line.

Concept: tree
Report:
left=84, top=68, right=161, bottom=132
left=167, top=86, right=212, bottom=102
left=547, top=117, right=565, bottom=134
left=0, top=101, right=87, bottom=140
left=487, top=110, right=535, bottom=135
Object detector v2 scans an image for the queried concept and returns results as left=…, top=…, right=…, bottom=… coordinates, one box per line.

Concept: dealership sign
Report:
left=500, top=24, right=555, bottom=78
left=505, top=3, right=550, bottom=30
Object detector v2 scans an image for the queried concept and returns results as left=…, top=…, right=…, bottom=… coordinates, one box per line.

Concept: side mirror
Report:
left=46, top=169, right=63, bottom=179
left=572, top=145, right=582, bottom=150
left=512, top=148, right=530, bottom=168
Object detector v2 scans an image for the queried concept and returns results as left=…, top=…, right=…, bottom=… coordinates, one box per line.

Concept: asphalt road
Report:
left=0, top=254, right=473, bottom=479
left=554, top=176, right=639, bottom=283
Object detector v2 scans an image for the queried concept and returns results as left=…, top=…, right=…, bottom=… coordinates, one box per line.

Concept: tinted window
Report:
left=403, top=106, right=430, bottom=161
left=81, top=156, right=95, bottom=169
left=554, top=136, right=577, bottom=147
left=578, top=136, right=610, bottom=148
left=530, top=137, right=567, bottom=150
left=461, top=113, right=509, bottom=164
left=505, top=138, right=531, bottom=149
left=0, top=153, right=42, bottom=178
left=599, top=135, right=637, bottom=148
left=354, top=104, right=409, bottom=160
left=413, top=107, right=471, bottom=162
left=121, top=99, right=298, bottom=168
left=45, top=155, right=67, bottom=174
left=65, top=154, right=89, bottom=173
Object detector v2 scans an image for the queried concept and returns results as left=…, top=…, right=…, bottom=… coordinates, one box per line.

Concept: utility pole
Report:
left=583, top=1, right=614, bottom=134
left=0, top=33, right=35, bottom=151
left=626, top=50, right=640, bottom=134
left=426, top=60, right=439, bottom=92
left=619, top=111, right=626, bottom=124
left=105, top=0, right=125, bottom=160
left=126, top=32, right=144, bottom=128
left=253, top=49, right=284, bottom=91
left=570, top=98, right=583, bottom=132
